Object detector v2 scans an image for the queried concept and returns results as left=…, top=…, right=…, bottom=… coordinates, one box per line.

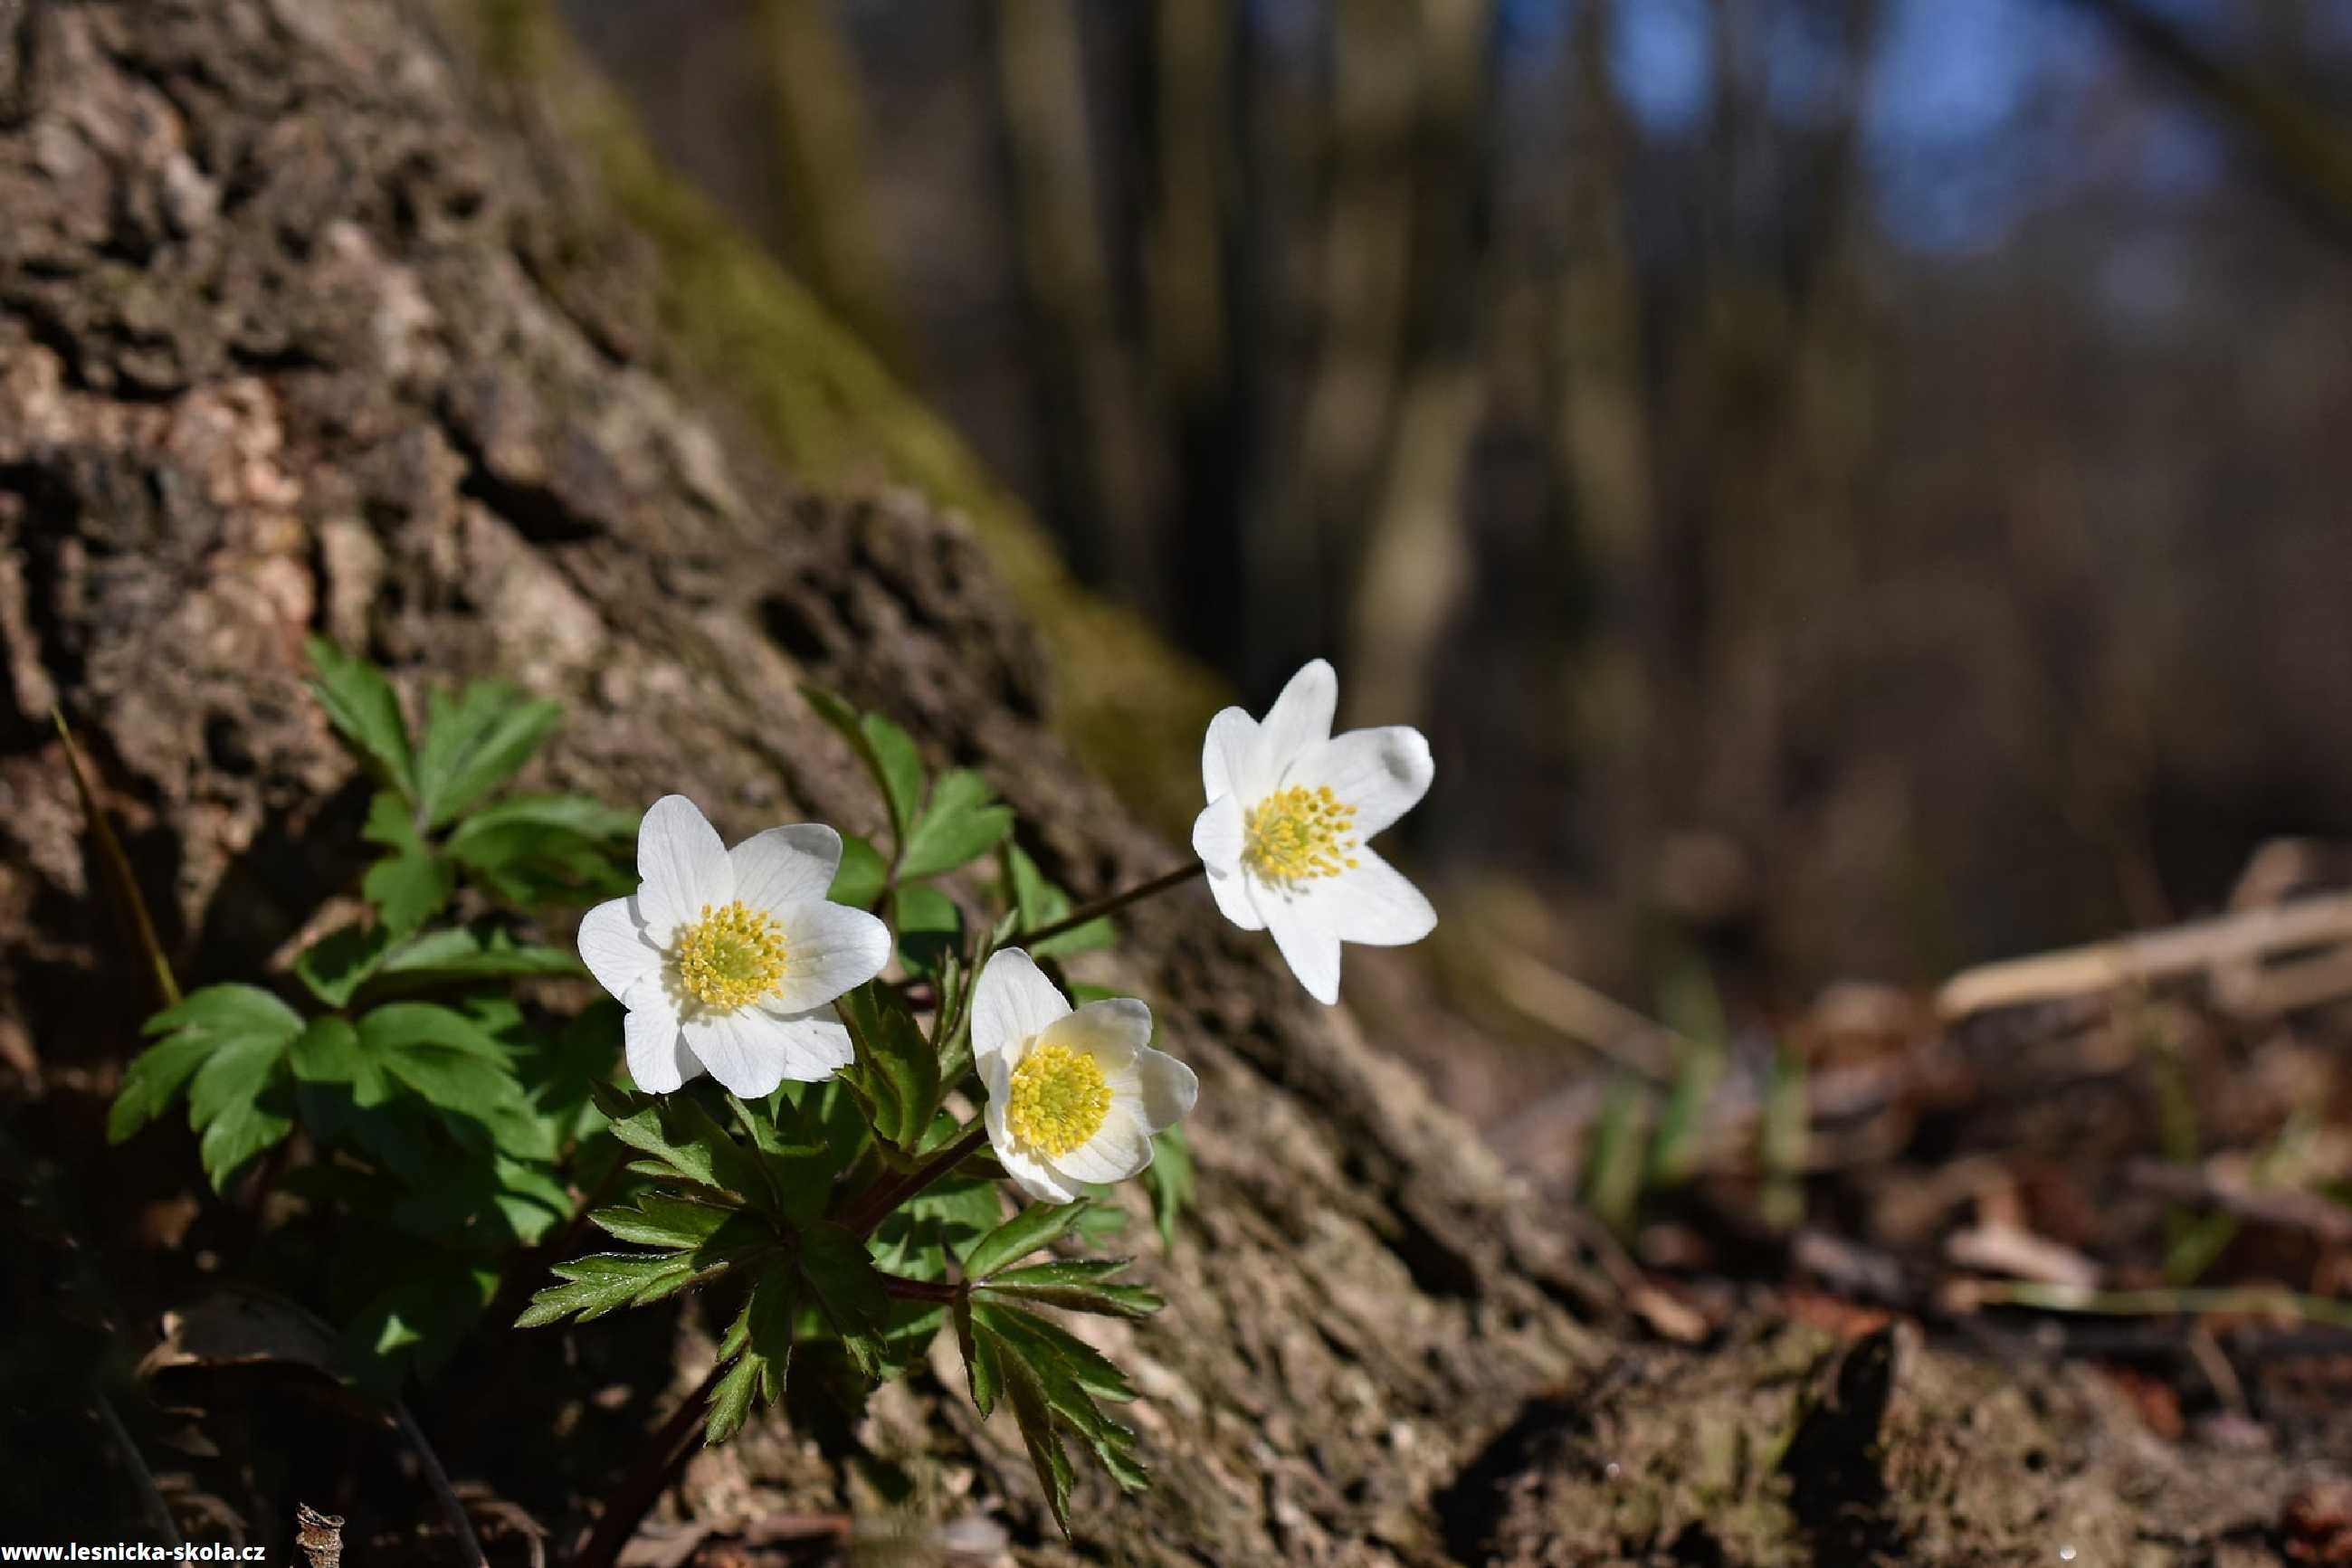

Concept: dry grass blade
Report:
left=52, top=708, right=179, bottom=1009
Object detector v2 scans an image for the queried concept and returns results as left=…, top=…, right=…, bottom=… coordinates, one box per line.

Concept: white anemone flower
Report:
left=576, top=795, right=891, bottom=1098
left=1188, top=658, right=1435, bottom=1003
left=972, top=949, right=1198, bottom=1205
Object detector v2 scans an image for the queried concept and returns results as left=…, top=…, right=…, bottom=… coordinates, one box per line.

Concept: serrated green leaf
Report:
left=827, top=832, right=888, bottom=910
left=728, top=1095, right=833, bottom=1225
left=1145, top=1126, right=1194, bottom=1249
left=975, top=1300, right=1138, bottom=1405
left=900, top=770, right=1014, bottom=879
left=998, top=1342, right=1077, bottom=1535
left=515, top=1252, right=693, bottom=1327
left=109, top=1032, right=216, bottom=1144
left=111, top=1007, right=250, bottom=1144
left=954, top=1294, right=1000, bottom=1417
left=976, top=1259, right=1164, bottom=1318
left=704, top=1347, right=764, bottom=1444
left=890, top=881, right=963, bottom=978
left=414, top=680, right=565, bottom=829
left=586, top=1192, right=740, bottom=1249
left=291, top=921, right=396, bottom=1007
left=361, top=792, right=452, bottom=935
left=797, top=1221, right=890, bottom=1379
left=838, top=982, right=939, bottom=1150
left=590, top=1083, right=768, bottom=1206
left=142, top=983, right=306, bottom=1044
left=963, top=1198, right=1092, bottom=1281
left=306, top=638, right=415, bottom=801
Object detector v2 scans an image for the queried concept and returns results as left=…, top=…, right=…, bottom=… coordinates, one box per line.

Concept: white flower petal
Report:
left=681, top=1008, right=793, bottom=1098
left=1247, top=659, right=1337, bottom=792
left=1259, top=887, right=1343, bottom=1004
left=635, top=795, right=733, bottom=938
left=1052, top=1102, right=1152, bottom=1185
left=1133, top=1046, right=1199, bottom=1133
left=1049, top=997, right=1152, bottom=1071
left=1323, top=848, right=1437, bottom=946
left=1192, top=794, right=1244, bottom=875
left=984, top=1053, right=1078, bottom=1203
left=1200, top=707, right=1259, bottom=803
left=1292, top=726, right=1433, bottom=841
left=1205, top=865, right=1266, bottom=931
left=765, top=900, right=891, bottom=1013
left=578, top=896, right=662, bottom=1003
left=971, top=948, right=1072, bottom=1068
left=752, top=1008, right=857, bottom=1082
left=729, top=823, right=843, bottom=916
left=624, top=997, right=694, bottom=1094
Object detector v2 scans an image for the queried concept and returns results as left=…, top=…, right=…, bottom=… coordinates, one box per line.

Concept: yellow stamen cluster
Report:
left=674, top=900, right=789, bottom=1011
left=1242, top=784, right=1360, bottom=885
left=1005, top=1041, right=1111, bottom=1158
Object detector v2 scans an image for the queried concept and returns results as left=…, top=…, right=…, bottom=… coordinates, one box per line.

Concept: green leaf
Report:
left=890, top=882, right=963, bottom=978
left=1144, top=1126, right=1195, bottom=1249
left=114, top=983, right=300, bottom=1143
left=414, top=679, right=565, bottom=828
left=361, top=791, right=452, bottom=936
left=590, top=1083, right=769, bottom=1206
left=291, top=921, right=396, bottom=1007
left=115, top=985, right=305, bottom=1176
left=954, top=1294, right=1000, bottom=1417
left=962, top=1198, right=1092, bottom=1281
left=109, top=1031, right=220, bottom=1144
left=976, top=1300, right=1138, bottom=1405
left=587, top=1192, right=740, bottom=1250
left=900, top=770, right=1014, bottom=879
left=796, top=1221, right=890, bottom=1378
left=1002, top=843, right=1114, bottom=958
left=862, top=715, right=925, bottom=847
left=443, top=794, right=635, bottom=908
left=370, top=926, right=586, bottom=990
left=976, top=1259, right=1164, bottom=1318
left=188, top=1030, right=297, bottom=1191
left=801, top=686, right=925, bottom=847
left=998, top=1339, right=1077, bottom=1534
left=729, top=1094, right=833, bottom=1225
left=704, top=1348, right=764, bottom=1445
left=342, top=1260, right=499, bottom=1389
left=305, top=638, right=415, bottom=801
left=837, top=982, right=940, bottom=1150
left=357, top=1002, right=514, bottom=1062
left=515, top=1252, right=697, bottom=1327
left=705, top=1264, right=799, bottom=1442
left=827, top=832, right=888, bottom=910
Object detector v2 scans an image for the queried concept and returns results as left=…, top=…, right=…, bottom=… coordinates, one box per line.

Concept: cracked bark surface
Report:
left=0, top=2, right=2334, bottom=1563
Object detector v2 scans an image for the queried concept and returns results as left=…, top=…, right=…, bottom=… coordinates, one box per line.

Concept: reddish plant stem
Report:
left=844, top=1124, right=991, bottom=1238
left=575, top=1359, right=726, bottom=1568
left=1011, top=861, right=1204, bottom=948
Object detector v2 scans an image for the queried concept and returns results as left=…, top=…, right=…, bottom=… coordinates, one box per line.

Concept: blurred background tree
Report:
left=562, top=0, right=2352, bottom=1022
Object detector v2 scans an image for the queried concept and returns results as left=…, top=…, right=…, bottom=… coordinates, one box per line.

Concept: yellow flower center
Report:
left=673, top=900, right=789, bottom=1011
left=1005, top=1041, right=1111, bottom=1159
left=1242, top=784, right=1360, bottom=885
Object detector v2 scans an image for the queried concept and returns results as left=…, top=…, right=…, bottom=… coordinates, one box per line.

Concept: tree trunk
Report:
left=0, top=2, right=2326, bottom=1563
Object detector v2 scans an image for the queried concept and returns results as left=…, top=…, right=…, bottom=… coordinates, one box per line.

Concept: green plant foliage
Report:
left=117, top=660, right=1195, bottom=1523
left=899, top=769, right=1014, bottom=879
left=1002, top=842, right=1114, bottom=957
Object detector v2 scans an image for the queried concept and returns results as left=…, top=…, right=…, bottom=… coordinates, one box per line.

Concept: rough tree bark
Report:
left=0, top=2, right=2333, bottom=1563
